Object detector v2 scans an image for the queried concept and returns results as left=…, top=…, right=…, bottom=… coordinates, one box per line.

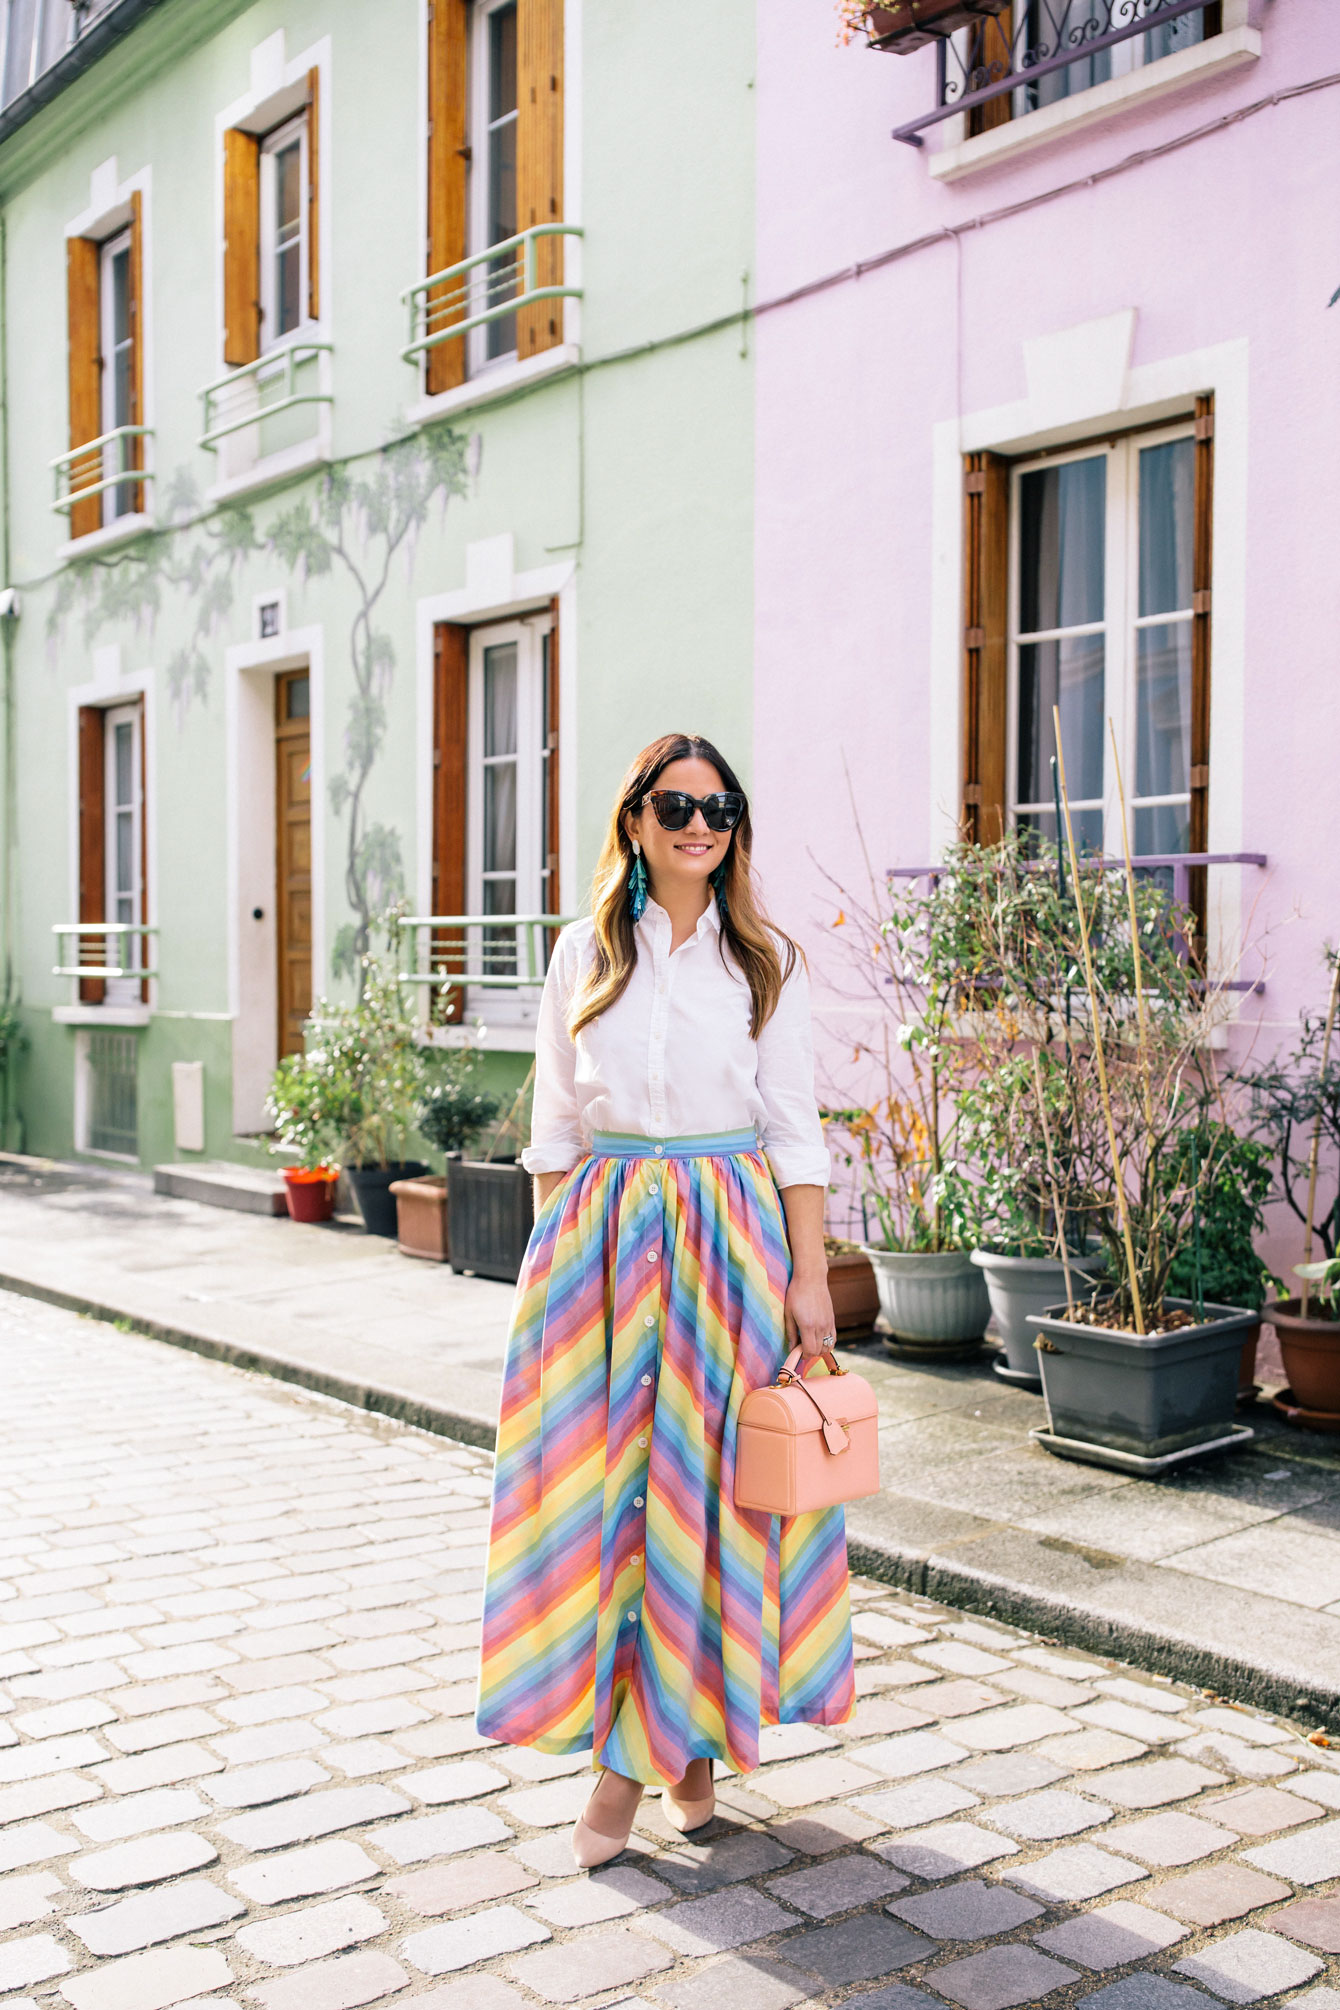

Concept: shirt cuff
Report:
left=765, top=1145, right=833, bottom=1190
left=521, top=1142, right=582, bottom=1176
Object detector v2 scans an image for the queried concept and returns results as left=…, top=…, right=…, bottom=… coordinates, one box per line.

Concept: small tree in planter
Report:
left=1243, top=951, right=1340, bottom=1422
left=391, top=1047, right=501, bottom=1263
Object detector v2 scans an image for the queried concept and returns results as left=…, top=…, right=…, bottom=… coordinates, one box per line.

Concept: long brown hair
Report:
left=570, top=733, right=798, bottom=1040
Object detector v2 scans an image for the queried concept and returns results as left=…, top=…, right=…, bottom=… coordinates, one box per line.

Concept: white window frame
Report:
left=99, top=226, right=134, bottom=522
left=259, top=111, right=309, bottom=354
left=102, top=702, right=143, bottom=1009
left=1007, top=420, right=1197, bottom=858
left=467, top=0, right=520, bottom=379
left=466, top=611, right=550, bottom=1026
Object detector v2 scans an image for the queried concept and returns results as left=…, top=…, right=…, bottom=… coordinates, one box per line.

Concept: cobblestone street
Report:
left=4, top=1298, right=1340, bottom=2010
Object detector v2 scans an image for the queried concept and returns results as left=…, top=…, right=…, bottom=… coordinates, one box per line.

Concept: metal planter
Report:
left=866, top=0, right=1008, bottom=53
left=446, top=1157, right=535, bottom=1283
left=1028, top=1297, right=1259, bottom=1473
left=861, top=1247, right=991, bottom=1361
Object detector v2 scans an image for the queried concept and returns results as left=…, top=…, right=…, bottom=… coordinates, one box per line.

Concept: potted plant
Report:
left=293, top=914, right=429, bottom=1237
left=838, top=0, right=1007, bottom=54
left=1163, top=1124, right=1275, bottom=1406
left=264, top=1051, right=341, bottom=1224
left=392, top=1049, right=501, bottom=1263
left=1023, top=740, right=1260, bottom=1472
left=825, top=1236, right=880, bottom=1342
left=1245, top=952, right=1340, bottom=1423
left=446, top=1063, right=536, bottom=1283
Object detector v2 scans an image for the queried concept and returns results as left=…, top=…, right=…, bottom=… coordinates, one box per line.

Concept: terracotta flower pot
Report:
left=391, top=1173, right=449, bottom=1263
left=827, top=1250, right=880, bottom=1341
left=282, top=1166, right=338, bottom=1224
left=1269, top=1299, right=1340, bottom=1418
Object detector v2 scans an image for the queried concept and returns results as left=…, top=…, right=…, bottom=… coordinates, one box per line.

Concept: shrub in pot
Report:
left=264, top=1051, right=342, bottom=1225
left=392, top=1055, right=501, bottom=1263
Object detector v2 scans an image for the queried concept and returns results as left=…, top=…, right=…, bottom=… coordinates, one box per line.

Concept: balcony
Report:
left=864, top=0, right=1226, bottom=146
left=52, top=922, right=158, bottom=1024
left=51, top=425, right=152, bottom=528
left=199, top=343, right=333, bottom=491
left=400, top=913, right=569, bottom=1043
left=402, top=225, right=583, bottom=376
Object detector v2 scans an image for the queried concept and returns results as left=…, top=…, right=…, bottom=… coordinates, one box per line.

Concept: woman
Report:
left=477, top=733, right=854, bottom=1868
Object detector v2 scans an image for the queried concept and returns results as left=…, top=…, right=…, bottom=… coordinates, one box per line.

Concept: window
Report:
left=963, top=400, right=1214, bottom=891
left=991, top=3, right=1217, bottom=123
left=1, top=0, right=74, bottom=110
left=471, top=0, right=519, bottom=367
left=65, top=194, right=144, bottom=537
left=77, top=700, right=147, bottom=1006
left=423, top=0, right=565, bottom=395
left=222, top=74, right=319, bottom=368
left=432, top=608, right=560, bottom=1024
left=103, top=704, right=144, bottom=1006
left=260, top=115, right=307, bottom=350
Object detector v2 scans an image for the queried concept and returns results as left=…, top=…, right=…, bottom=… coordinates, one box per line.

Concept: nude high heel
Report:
left=572, top=1774, right=641, bottom=1869
left=662, top=1772, right=716, bottom=1834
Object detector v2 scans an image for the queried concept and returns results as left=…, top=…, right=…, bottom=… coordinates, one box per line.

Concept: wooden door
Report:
left=275, top=670, right=312, bottom=1057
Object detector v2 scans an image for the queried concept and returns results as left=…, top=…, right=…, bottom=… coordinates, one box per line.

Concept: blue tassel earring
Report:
left=628, top=841, right=648, bottom=923
left=710, top=861, right=730, bottom=925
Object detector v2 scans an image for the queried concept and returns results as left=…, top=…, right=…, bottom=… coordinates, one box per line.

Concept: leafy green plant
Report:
left=1295, top=1257, right=1340, bottom=1320
left=1165, top=1124, right=1276, bottom=1315
left=418, top=1049, right=501, bottom=1162
left=265, top=1049, right=349, bottom=1170
left=1240, top=952, right=1340, bottom=1261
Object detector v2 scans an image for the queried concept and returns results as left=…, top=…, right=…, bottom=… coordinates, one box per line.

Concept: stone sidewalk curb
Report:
left=7, top=1259, right=1339, bottom=1735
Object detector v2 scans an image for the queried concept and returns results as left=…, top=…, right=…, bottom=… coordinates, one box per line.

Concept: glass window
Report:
left=465, top=617, right=554, bottom=1011
left=471, top=0, right=519, bottom=366
left=102, top=702, right=143, bottom=1006
left=260, top=115, right=307, bottom=350
left=1010, top=427, right=1199, bottom=864
left=100, top=230, right=135, bottom=521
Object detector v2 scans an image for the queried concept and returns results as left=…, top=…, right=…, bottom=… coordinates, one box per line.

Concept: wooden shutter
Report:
left=432, top=622, right=469, bottom=1023
left=138, top=703, right=150, bottom=1004
left=544, top=598, right=560, bottom=925
left=66, top=236, right=101, bottom=541
left=78, top=707, right=106, bottom=1005
left=517, top=0, right=564, bottom=359
left=961, top=451, right=1010, bottom=843
left=306, top=67, right=320, bottom=322
left=426, top=0, right=469, bottom=395
left=1187, top=392, right=1214, bottom=946
left=126, top=190, right=145, bottom=516
left=223, top=126, right=261, bottom=366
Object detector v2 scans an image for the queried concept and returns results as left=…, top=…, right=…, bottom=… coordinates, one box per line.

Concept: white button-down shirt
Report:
left=521, top=899, right=830, bottom=1189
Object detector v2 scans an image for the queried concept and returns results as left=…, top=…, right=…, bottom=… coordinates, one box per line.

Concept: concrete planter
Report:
left=861, top=1247, right=990, bottom=1361
left=1028, top=1297, right=1259, bottom=1473
left=971, top=1246, right=1107, bottom=1390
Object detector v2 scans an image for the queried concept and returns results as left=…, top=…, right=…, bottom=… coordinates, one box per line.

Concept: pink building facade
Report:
left=751, top=0, right=1337, bottom=1174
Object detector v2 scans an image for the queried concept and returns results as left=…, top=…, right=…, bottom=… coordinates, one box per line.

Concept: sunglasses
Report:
left=644, top=790, right=745, bottom=833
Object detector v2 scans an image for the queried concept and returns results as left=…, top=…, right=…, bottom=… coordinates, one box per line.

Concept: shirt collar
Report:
left=639, top=896, right=721, bottom=942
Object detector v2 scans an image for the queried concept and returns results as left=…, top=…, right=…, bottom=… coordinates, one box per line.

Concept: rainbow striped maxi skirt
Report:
left=477, top=1130, right=854, bottom=1787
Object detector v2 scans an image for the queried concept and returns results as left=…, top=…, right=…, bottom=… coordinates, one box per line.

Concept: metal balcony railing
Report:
left=53, top=922, right=158, bottom=1003
left=402, top=224, right=583, bottom=365
left=199, top=341, right=333, bottom=451
left=400, top=914, right=570, bottom=1000
left=51, top=425, right=152, bottom=519
left=886, top=0, right=1221, bottom=146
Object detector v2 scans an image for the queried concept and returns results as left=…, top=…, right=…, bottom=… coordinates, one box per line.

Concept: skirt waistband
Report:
left=591, top=1130, right=759, bottom=1161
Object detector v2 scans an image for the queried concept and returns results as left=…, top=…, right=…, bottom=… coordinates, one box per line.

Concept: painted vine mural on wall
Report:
left=47, top=422, right=468, bottom=981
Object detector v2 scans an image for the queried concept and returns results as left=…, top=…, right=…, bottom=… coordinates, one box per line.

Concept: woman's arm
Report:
left=779, top=1182, right=836, bottom=1360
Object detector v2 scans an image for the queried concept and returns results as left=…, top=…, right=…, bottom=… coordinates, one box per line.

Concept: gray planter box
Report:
left=861, top=1247, right=990, bottom=1360
left=1028, top=1297, right=1258, bottom=1472
left=446, top=1157, right=534, bottom=1283
left=972, top=1246, right=1107, bottom=1388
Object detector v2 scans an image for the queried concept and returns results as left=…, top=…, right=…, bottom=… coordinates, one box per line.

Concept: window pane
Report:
left=3, top=0, right=38, bottom=106
left=38, top=0, right=72, bottom=73
left=277, top=242, right=300, bottom=335
left=1135, top=802, right=1191, bottom=856
left=276, top=140, right=302, bottom=233
left=1019, top=806, right=1103, bottom=855
left=115, top=808, right=133, bottom=899
left=1135, top=619, right=1192, bottom=807
left=1138, top=437, right=1194, bottom=617
left=1145, top=7, right=1206, bottom=63
left=1019, top=2, right=1110, bottom=109
left=1016, top=633, right=1105, bottom=807
left=1019, top=457, right=1105, bottom=634
left=482, top=877, right=517, bottom=976
left=489, top=3, right=517, bottom=123
left=110, top=245, right=131, bottom=349
left=483, top=763, right=517, bottom=874
left=113, top=721, right=133, bottom=809
left=483, top=644, right=517, bottom=755
left=286, top=675, right=310, bottom=720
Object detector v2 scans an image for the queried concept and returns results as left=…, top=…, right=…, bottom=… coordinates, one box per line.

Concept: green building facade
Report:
left=0, top=0, right=757, bottom=1169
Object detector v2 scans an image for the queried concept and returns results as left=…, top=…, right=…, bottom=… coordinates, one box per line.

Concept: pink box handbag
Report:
left=734, top=1347, right=880, bottom=1516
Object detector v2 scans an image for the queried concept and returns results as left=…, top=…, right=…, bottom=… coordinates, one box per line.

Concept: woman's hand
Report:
left=785, top=1267, right=838, bottom=1361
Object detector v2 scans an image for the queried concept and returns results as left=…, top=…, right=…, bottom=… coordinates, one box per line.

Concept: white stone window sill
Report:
left=404, top=344, right=581, bottom=428
left=927, top=23, right=1261, bottom=182
left=205, top=439, right=329, bottom=507
left=424, top=1019, right=539, bottom=1055
left=57, top=513, right=155, bottom=563
left=54, top=1004, right=151, bottom=1028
